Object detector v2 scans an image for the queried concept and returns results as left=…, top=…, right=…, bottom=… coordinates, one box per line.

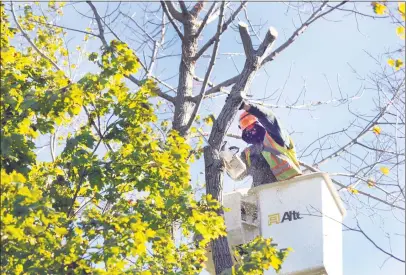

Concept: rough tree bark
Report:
left=173, top=16, right=199, bottom=136
left=160, top=1, right=201, bottom=136
left=204, top=23, right=278, bottom=274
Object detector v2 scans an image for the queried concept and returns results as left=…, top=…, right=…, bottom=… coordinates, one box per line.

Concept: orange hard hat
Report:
left=239, top=111, right=257, bottom=130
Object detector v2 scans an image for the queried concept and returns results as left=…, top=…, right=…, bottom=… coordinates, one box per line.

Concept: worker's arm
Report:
left=242, top=103, right=288, bottom=147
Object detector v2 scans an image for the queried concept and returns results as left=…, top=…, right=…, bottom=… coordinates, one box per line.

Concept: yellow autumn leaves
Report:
left=372, top=2, right=405, bottom=70
left=392, top=2, right=405, bottom=72
left=361, top=2, right=402, bottom=195
left=231, top=237, right=292, bottom=274
left=346, top=123, right=390, bottom=194
left=388, top=58, right=404, bottom=70
left=372, top=125, right=381, bottom=135
left=367, top=178, right=376, bottom=188
left=347, top=167, right=390, bottom=194
left=399, top=2, right=405, bottom=20
left=396, top=25, right=405, bottom=39
left=372, top=2, right=387, bottom=15
left=347, top=186, right=359, bottom=194
left=372, top=2, right=405, bottom=20
left=380, top=166, right=390, bottom=175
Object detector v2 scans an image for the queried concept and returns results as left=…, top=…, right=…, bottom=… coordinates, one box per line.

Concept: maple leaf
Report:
left=388, top=59, right=395, bottom=67
left=380, top=166, right=390, bottom=175
left=372, top=125, right=381, bottom=135
left=372, top=2, right=387, bottom=15
left=396, top=26, right=405, bottom=40
left=348, top=186, right=359, bottom=194
left=395, top=59, right=404, bottom=70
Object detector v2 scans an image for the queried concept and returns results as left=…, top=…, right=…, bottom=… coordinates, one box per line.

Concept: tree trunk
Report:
left=204, top=146, right=233, bottom=274
left=204, top=56, right=261, bottom=274
left=173, top=18, right=198, bottom=136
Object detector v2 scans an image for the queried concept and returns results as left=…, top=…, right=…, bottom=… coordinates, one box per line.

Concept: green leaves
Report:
left=87, top=166, right=103, bottom=189
left=88, top=52, right=99, bottom=62
left=1, top=132, right=36, bottom=174
left=69, top=129, right=96, bottom=151
left=100, top=40, right=141, bottom=77
left=232, top=236, right=292, bottom=274
left=1, top=5, right=227, bottom=274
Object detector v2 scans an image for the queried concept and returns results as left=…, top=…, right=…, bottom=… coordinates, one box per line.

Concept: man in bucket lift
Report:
left=236, top=101, right=302, bottom=187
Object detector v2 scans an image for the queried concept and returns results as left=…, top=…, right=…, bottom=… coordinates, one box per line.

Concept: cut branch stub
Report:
left=190, top=1, right=205, bottom=17
left=238, top=22, right=254, bottom=59
left=257, top=26, right=278, bottom=58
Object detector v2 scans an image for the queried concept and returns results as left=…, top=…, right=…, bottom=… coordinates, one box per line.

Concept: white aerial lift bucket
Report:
left=205, top=172, right=346, bottom=275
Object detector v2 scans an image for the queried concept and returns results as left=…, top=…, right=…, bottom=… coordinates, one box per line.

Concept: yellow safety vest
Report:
left=245, top=133, right=302, bottom=181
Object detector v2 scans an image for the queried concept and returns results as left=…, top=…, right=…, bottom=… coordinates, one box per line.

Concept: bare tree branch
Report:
left=262, top=1, right=330, bottom=65
left=119, top=11, right=156, bottom=43
left=26, top=18, right=98, bottom=37
left=195, top=2, right=216, bottom=38
left=355, top=141, right=403, bottom=156
left=128, top=75, right=175, bottom=103
left=203, top=75, right=240, bottom=98
left=146, top=12, right=166, bottom=78
left=238, top=22, right=254, bottom=58
left=185, top=1, right=226, bottom=132
left=299, top=161, right=405, bottom=211
left=308, top=1, right=349, bottom=25
left=250, top=92, right=364, bottom=110
left=307, top=206, right=405, bottom=263
left=355, top=221, right=405, bottom=263
left=161, top=1, right=184, bottom=40
left=87, top=1, right=108, bottom=46
left=178, top=1, right=188, bottom=15
left=314, top=87, right=403, bottom=168
left=164, top=1, right=184, bottom=21
left=194, top=1, right=247, bottom=60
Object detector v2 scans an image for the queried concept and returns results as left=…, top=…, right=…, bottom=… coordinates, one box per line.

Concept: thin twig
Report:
left=26, top=18, right=98, bottom=37
left=194, top=1, right=247, bottom=60
left=299, top=161, right=405, bottom=211
left=262, top=1, right=330, bottom=65
left=195, top=2, right=216, bottom=38
left=314, top=88, right=402, bottom=168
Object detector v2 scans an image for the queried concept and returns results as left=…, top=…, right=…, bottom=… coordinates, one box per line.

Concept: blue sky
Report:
left=26, top=1, right=404, bottom=274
